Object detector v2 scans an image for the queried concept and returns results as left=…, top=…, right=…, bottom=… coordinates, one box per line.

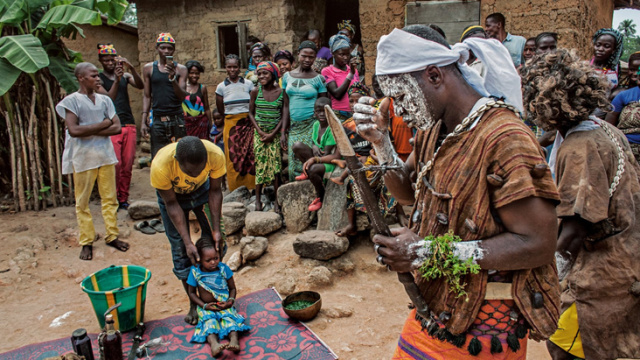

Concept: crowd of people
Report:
left=54, top=10, right=640, bottom=359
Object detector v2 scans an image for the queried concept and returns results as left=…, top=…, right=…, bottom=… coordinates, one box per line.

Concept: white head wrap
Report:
left=375, top=28, right=523, bottom=113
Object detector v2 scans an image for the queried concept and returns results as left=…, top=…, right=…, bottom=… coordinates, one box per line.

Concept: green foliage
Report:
left=0, top=0, right=129, bottom=96
left=619, top=19, right=637, bottom=38
left=284, top=300, right=314, bottom=310
left=622, top=35, right=640, bottom=64
left=419, top=231, right=481, bottom=299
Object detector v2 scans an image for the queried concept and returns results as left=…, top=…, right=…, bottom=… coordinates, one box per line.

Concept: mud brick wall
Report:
left=358, top=0, right=408, bottom=84
left=64, top=24, right=142, bottom=128
left=481, top=0, right=614, bottom=59
left=136, top=0, right=324, bottom=111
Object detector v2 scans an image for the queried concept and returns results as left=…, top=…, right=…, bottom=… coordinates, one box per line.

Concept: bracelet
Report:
left=314, top=156, right=321, bottom=163
left=228, top=297, right=235, bottom=303
left=169, top=76, right=177, bottom=82
left=202, top=303, right=208, bottom=310
left=346, top=74, right=354, bottom=81
left=141, top=111, right=149, bottom=114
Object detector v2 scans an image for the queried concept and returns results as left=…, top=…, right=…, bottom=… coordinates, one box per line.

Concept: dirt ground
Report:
left=0, top=167, right=551, bottom=359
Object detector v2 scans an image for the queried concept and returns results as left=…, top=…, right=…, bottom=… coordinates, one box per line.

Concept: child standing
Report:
left=187, top=237, right=250, bottom=357
left=248, top=61, right=288, bottom=212
left=210, top=109, right=224, bottom=152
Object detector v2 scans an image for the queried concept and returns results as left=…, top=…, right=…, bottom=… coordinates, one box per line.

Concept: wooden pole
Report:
left=46, top=108, right=58, bottom=207
left=31, top=88, right=46, bottom=209
left=42, top=76, right=63, bottom=201
left=3, top=110, right=19, bottom=212
left=26, top=87, right=40, bottom=211
left=15, top=103, right=30, bottom=210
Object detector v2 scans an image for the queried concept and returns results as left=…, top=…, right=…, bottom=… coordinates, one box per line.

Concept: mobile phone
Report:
left=166, top=55, right=173, bottom=64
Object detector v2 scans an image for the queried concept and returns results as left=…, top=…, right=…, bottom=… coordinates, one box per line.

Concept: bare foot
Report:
left=335, top=223, right=357, bottom=237
left=331, top=159, right=347, bottom=168
left=274, top=202, right=281, bottom=214
left=330, top=177, right=344, bottom=185
left=227, top=331, right=240, bottom=353
left=106, top=238, right=130, bottom=252
left=79, top=245, right=93, bottom=261
left=208, top=334, right=226, bottom=357
left=184, top=302, right=198, bottom=325
left=255, top=200, right=263, bottom=212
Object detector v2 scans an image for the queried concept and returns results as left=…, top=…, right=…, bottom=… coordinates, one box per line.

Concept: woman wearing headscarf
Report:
left=535, top=32, right=558, bottom=55
left=338, top=20, right=365, bottom=79
left=248, top=61, right=287, bottom=212
left=590, top=28, right=624, bottom=91
left=281, top=41, right=328, bottom=181
left=322, top=34, right=360, bottom=121
left=245, top=42, right=271, bottom=85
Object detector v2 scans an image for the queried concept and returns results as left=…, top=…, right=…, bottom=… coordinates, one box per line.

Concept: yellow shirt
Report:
left=150, top=141, right=226, bottom=194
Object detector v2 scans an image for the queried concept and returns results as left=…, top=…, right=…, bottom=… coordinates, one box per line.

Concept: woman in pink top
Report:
left=321, top=34, right=359, bottom=120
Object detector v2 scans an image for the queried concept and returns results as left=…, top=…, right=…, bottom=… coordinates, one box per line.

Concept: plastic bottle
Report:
left=71, top=328, right=95, bottom=360
left=99, top=314, right=123, bottom=360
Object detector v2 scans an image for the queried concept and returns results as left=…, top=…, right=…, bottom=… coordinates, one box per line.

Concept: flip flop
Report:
left=149, top=219, right=165, bottom=233
left=134, top=220, right=156, bottom=235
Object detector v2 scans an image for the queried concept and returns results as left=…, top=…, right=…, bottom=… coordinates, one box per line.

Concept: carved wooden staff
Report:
left=324, top=105, right=430, bottom=320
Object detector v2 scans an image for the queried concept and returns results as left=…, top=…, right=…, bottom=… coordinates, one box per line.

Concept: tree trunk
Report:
left=3, top=110, right=19, bottom=212
left=26, top=87, right=40, bottom=211
left=46, top=108, right=58, bottom=207
left=43, top=76, right=64, bottom=202
left=15, top=103, right=28, bottom=211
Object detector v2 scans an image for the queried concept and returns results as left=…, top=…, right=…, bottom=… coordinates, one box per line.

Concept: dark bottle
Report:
left=71, top=328, right=95, bottom=360
left=99, top=314, right=123, bottom=360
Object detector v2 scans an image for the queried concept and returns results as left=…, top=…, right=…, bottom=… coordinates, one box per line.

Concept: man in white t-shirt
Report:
left=56, top=62, right=130, bottom=260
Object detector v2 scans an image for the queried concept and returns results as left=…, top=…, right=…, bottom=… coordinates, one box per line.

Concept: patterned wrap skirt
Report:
left=253, top=124, right=282, bottom=185
left=190, top=305, right=251, bottom=343
left=224, top=113, right=256, bottom=191
left=287, top=117, right=315, bottom=182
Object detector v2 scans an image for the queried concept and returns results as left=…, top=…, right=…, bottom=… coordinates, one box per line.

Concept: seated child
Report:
left=187, top=236, right=251, bottom=357
left=292, top=97, right=341, bottom=212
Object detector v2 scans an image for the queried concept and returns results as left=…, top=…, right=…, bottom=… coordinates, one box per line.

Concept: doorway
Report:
left=324, top=0, right=361, bottom=46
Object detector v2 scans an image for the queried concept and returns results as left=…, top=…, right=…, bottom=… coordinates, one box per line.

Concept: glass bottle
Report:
left=71, top=328, right=95, bottom=360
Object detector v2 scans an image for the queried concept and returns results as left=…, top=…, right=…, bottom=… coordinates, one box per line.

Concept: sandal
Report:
left=134, top=220, right=156, bottom=235
left=308, top=198, right=323, bottom=212
left=149, top=219, right=165, bottom=233
left=295, top=173, right=308, bottom=181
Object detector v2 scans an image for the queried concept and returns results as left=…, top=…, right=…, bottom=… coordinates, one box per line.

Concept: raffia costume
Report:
left=394, top=108, right=562, bottom=359
left=549, top=121, right=640, bottom=360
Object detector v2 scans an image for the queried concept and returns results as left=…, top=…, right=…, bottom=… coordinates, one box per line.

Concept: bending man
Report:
left=151, top=136, right=227, bottom=325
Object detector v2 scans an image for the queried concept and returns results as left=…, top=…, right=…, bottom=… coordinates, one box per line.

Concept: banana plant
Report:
left=0, top=0, right=129, bottom=95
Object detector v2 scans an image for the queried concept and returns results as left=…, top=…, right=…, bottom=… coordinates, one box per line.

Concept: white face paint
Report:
left=555, top=251, right=571, bottom=281
left=377, top=73, right=435, bottom=130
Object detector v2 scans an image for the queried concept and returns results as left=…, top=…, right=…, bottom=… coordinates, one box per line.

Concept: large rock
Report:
left=128, top=200, right=160, bottom=220
left=245, top=211, right=282, bottom=236
left=240, top=236, right=268, bottom=261
left=308, top=266, right=332, bottom=287
left=227, top=251, right=242, bottom=271
left=222, top=202, right=248, bottom=235
left=277, top=181, right=316, bottom=233
left=223, top=186, right=251, bottom=204
left=317, top=169, right=349, bottom=231
left=293, top=230, right=349, bottom=260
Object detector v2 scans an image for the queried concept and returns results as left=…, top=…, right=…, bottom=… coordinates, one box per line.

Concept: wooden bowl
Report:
left=282, top=291, right=322, bottom=322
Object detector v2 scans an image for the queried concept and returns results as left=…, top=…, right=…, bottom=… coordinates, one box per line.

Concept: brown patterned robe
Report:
left=555, top=124, right=640, bottom=360
left=410, top=108, right=562, bottom=339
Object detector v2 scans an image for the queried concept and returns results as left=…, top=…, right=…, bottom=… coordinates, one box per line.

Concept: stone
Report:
left=140, top=141, right=151, bottom=153
left=277, top=181, right=316, bottom=233
left=240, top=236, right=268, bottom=262
left=293, top=230, right=349, bottom=260
left=223, top=186, right=251, bottom=204
left=316, top=169, right=348, bottom=231
left=356, top=213, right=370, bottom=232
left=245, top=211, right=282, bottom=236
left=331, top=257, right=355, bottom=273
left=323, top=305, right=353, bottom=319
left=276, top=276, right=297, bottom=296
left=128, top=200, right=161, bottom=220
left=222, top=202, right=248, bottom=235
left=227, top=251, right=243, bottom=271
left=307, top=266, right=332, bottom=287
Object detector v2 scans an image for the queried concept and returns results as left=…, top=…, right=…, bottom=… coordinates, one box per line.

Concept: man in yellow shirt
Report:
left=151, top=136, right=226, bottom=325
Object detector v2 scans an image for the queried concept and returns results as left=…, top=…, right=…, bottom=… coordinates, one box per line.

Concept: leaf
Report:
left=48, top=55, right=78, bottom=93
left=96, top=0, right=128, bottom=25
left=36, top=4, right=101, bottom=31
left=0, top=0, right=27, bottom=24
left=28, top=0, right=55, bottom=8
left=0, top=58, right=22, bottom=96
left=0, top=34, right=49, bottom=73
